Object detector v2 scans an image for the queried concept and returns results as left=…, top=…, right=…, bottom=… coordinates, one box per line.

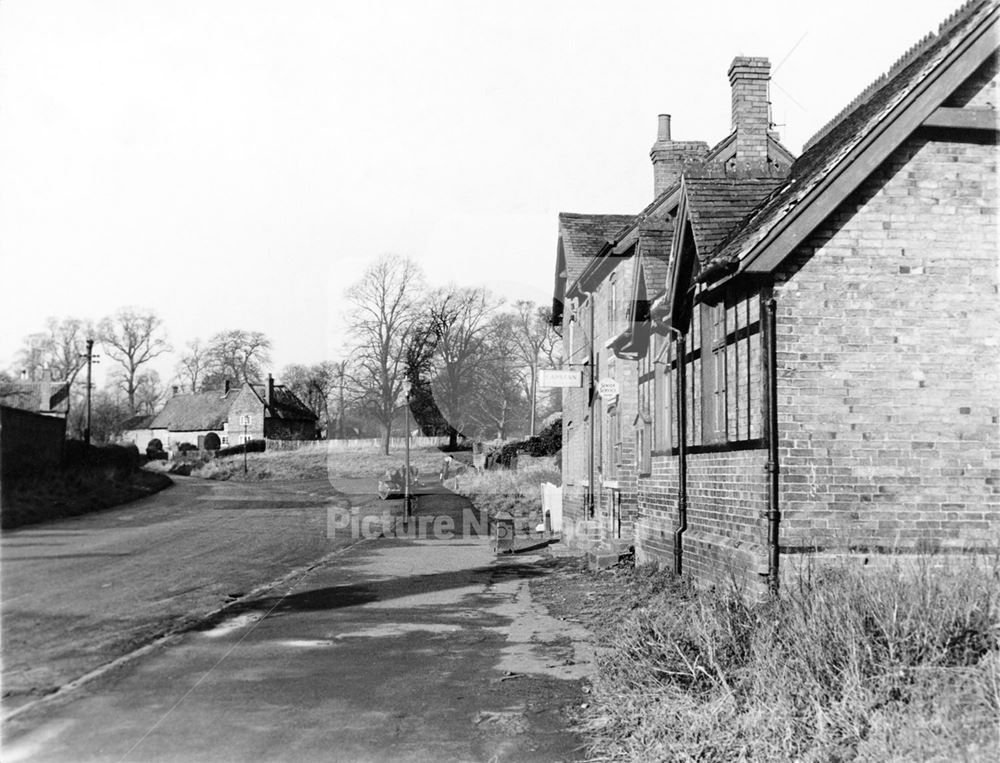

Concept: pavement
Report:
left=2, top=478, right=594, bottom=762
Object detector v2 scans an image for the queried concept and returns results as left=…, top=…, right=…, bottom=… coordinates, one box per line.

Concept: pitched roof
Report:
left=683, top=176, right=785, bottom=265
left=0, top=379, right=70, bottom=414
left=558, top=212, right=635, bottom=286
left=251, top=384, right=318, bottom=421
left=707, top=0, right=999, bottom=278
left=120, top=414, right=155, bottom=430
left=150, top=389, right=240, bottom=431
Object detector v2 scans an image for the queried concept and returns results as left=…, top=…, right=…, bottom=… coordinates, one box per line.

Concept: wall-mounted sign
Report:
left=539, top=369, right=583, bottom=388
left=597, top=378, right=620, bottom=400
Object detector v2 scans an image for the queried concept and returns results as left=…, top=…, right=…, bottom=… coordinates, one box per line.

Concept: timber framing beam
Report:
left=922, top=105, right=999, bottom=131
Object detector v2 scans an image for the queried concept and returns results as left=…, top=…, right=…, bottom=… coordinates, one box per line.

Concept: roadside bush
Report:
left=64, top=441, right=141, bottom=471
left=494, top=419, right=561, bottom=468
left=216, top=439, right=266, bottom=458
left=177, top=442, right=199, bottom=454
left=582, top=558, right=1000, bottom=761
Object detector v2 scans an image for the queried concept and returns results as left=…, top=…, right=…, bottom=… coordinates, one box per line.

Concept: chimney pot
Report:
left=21, top=369, right=28, bottom=380
left=657, top=114, right=672, bottom=142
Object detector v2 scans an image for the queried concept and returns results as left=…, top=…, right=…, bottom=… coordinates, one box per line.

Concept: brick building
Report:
left=122, top=375, right=318, bottom=453
left=634, top=0, right=999, bottom=591
left=554, top=0, right=999, bottom=588
left=553, top=56, right=794, bottom=563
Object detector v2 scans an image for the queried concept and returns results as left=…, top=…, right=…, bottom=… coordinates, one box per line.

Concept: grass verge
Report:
left=533, top=556, right=1000, bottom=762
left=186, top=443, right=468, bottom=482
left=2, top=465, right=172, bottom=529
left=447, top=461, right=561, bottom=532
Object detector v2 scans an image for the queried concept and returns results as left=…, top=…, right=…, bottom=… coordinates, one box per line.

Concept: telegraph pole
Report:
left=83, top=339, right=96, bottom=446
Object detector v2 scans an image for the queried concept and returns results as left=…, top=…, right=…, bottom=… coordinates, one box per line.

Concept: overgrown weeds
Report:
left=448, top=461, right=561, bottom=530
left=190, top=444, right=461, bottom=482
left=583, top=558, right=1000, bottom=761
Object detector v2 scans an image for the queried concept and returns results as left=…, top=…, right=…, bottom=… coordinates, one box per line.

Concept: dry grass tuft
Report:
left=583, top=557, right=1000, bottom=762
left=447, top=462, right=561, bottom=530
left=191, top=443, right=460, bottom=482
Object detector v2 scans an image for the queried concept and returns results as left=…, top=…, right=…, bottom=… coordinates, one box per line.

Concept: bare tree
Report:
left=510, top=301, right=561, bottom=435
left=426, top=286, right=501, bottom=448
left=16, top=317, right=92, bottom=383
left=345, top=254, right=423, bottom=454
left=98, top=307, right=170, bottom=414
left=176, top=339, right=209, bottom=392
left=133, top=370, right=165, bottom=415
left=470, top=312, right=529, bottom=440
left=204, top=330, right=272, bottom=386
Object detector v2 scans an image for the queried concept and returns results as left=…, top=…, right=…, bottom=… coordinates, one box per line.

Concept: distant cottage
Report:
left=552, top=0, right=999, bottom=592
left=122, top=375, right=318, bottom=453
left=0, top=372, right=71, bottom=418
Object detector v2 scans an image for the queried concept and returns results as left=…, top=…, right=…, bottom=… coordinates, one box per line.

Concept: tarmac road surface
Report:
left=2, top=474, right=593, bottom=762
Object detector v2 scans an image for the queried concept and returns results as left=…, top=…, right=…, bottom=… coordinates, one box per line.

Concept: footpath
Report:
left=3, top=485, right=594, bottom=763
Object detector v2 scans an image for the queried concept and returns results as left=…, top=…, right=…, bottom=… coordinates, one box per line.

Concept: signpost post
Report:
left=240, top=414, right=251, bottom=474
left=402, top=380, right=412, bottom=524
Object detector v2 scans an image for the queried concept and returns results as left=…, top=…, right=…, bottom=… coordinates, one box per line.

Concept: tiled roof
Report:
left=0, top=379, right=70, bottom=414
left=637, top=223, right=673, bottom=295
left=558, top=213, right=635, bottom=287
left=150, top=389, right=240, bottom=431
left=121, top=414, right=155, bottom=430
left=708, top=0, right=997, bottom=275
left=251, top=384, right=318, bottom=421
left=683, top=177, right=785, bottom=265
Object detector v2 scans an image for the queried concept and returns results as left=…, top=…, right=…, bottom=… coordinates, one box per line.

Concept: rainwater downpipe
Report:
left=673, top=330, right=688, bottom=576
left=764, top=297, right=781, bottom=595
left=584, top=290, right=596, bottom=519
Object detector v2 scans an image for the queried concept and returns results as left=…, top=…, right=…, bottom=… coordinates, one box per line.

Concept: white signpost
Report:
left=538, top=369, right=583, bottom=388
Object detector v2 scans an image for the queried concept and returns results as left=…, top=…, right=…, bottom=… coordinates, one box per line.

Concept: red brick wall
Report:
left=773, top=126, right=999, bottom=554
left=636, top=62, right=999, bottom=585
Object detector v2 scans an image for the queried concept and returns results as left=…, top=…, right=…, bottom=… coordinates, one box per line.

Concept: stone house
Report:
left=626, top=0, right=999, bottom=591
left=0, top=373, right=70, bottom=418
left=122, top=375, right=318, bottom=453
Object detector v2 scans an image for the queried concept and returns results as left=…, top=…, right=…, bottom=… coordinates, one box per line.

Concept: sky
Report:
left=0, top=0, right=963, bottom=387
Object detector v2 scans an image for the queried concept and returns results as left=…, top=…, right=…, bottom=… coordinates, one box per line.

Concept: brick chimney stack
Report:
left=649, top=114, right=709, bottom=197
left=729, top=56, right=771, bottom=166
left=266, top=374, right=274, bottom=408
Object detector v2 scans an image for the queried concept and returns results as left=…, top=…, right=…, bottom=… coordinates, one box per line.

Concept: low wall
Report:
left=1, top=405, right=66, bottom=478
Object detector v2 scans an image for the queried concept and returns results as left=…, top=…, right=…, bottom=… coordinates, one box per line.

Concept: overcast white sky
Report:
left=0, top=0, right=962, bottom=385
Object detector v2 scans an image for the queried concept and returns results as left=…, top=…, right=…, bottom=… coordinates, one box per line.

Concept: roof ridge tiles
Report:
left=802, top=0, right=993, bottom=152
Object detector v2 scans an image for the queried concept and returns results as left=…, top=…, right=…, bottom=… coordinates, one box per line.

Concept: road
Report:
left=1, top=474, right=362, bottom=710
left=1, top=473, right=593, bottom=762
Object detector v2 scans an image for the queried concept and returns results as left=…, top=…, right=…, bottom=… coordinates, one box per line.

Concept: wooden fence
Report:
left=265, top=436, right=449, bottom=452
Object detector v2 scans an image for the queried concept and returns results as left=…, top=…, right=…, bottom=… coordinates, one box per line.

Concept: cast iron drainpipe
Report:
left=665, top=328, right=688, bottom=576
left=582, top=290, right=596, bottom=519
left=764, top=298, right=781, bottom=595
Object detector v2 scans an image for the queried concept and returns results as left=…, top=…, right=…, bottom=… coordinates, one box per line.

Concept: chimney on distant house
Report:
left=649, top=114, right=709, bottom=197
left=172, top=385, right=179, bottom=396
left=266, top=374, right=274, bottom=408
left=728, top=56, right=771, bottom=168
left=20, top=369, right=28, bottom=380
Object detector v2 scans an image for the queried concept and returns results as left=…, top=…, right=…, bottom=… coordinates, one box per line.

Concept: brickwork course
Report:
left=554, top=0, right=1000, bottom=589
